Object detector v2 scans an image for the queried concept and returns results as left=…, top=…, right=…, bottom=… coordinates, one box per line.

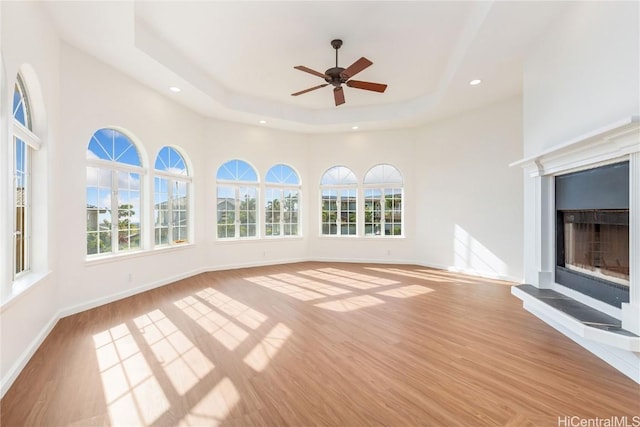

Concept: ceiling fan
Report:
left=291, top=39, right=388, bottom=106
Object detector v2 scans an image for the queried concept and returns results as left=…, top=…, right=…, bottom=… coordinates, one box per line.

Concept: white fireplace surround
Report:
left=511, top=116, right=640, bottom=382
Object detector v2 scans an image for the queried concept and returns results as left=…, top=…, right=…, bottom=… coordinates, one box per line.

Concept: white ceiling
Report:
left=42, top=1, right=572, bottom=134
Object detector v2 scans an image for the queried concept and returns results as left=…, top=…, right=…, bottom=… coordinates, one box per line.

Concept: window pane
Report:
left=384, top=188, right=402, bottom=236
left=216, top=159, right=258, bottom=182
left=239, top=186, right=257, bottom=237
left=88, top=128, right=141, bottom=165
left=321, top=190, right=338, bottom=235
left=320, top=166, right=357, bottom=185
left=265, top=188, right=281, bottom=236
left=364, top=164, right=403, bottom=185
left=13, top=76, right=31, bottom=129
left=117, top=172, right=140, bottom=251
left=155, top=146, right=187, bottom=175
left=14, top=137, right=28, bottom=274
left=266, top=164, right=299, bottom=185
left=217, top=186, right=236, bottom=238
left=340, top=189, right=357, bottom=235
left=155, top=177, right=169, bottom=246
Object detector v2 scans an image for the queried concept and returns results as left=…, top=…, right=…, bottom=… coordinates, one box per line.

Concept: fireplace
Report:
left=555, top=162, right=630, bottom=307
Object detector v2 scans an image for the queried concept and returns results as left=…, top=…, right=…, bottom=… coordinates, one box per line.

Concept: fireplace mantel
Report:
left=511, top=116, right=639, bottom=177
left=511, top=115, right=640, bottom=383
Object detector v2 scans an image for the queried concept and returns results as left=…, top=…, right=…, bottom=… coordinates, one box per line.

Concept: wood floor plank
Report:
left=1, top=262, right=638, bottom=426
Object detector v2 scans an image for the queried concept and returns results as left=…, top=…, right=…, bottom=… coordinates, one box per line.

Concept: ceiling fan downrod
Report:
left=331, top=39, right=343, bottom=68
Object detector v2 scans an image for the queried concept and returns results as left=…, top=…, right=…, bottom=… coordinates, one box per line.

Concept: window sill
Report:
left=215, top=237, right=261, bottom=244
left=85, top=243, right=196, bottom=266
left=317, top=235, right=406, bottom=239
left=1, top=270, right=53, bottom=312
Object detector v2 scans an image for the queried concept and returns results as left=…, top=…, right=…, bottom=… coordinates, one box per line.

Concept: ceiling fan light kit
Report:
left=292, top=39, right=388, bottom=106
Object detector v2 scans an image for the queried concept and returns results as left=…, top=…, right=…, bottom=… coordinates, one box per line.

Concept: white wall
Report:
left=0, top=1, right=61, bottom=395
left=415, top=97, right=523, bottom=281
left=522, top=1, right=640, bottom=285
left=56, top=44, right=208, bottom=313
left=523, top=1, right=639, bottom=155
left=202, top=120, right=311, bottom=269
left=0, top=2, right=525, bottom=397
left=307, top=129, right=418, bottom=264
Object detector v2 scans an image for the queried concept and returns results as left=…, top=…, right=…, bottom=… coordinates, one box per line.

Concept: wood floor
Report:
left=1, top=262, right=638, bottom=426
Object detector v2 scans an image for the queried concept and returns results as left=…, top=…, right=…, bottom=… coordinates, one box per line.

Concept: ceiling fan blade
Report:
left=340, top=57, right=373, bottom=79
left=334, top=87, right=345, bottom=106
left=291, top=84, right=329, bottom=96
left=346, top=80, right=388, bottom=93
left=294, top=65, right=329, bottom=79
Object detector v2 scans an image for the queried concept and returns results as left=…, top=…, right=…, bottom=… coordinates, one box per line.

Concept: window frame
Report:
left=264, top=164, right=301, bottom=238
left=216, top=160, right=259, bottom=240
left=320, top=166, right=358, bottom=237
left=153, top=147, right=191, bottom=248
left=86, top=128, right=145, bottom=258
left=363, top=164, right=404, bottom=238
left=12, top=74, right=41, bottom=279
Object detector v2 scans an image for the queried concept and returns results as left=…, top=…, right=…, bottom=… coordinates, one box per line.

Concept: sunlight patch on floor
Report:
left=195, top=287, right=268, bottom=329
left=93, top=323, right=170, bottom=426
left=298, top=269, right=386, bottom=290
left=314, top=295, right=385, bottom=312
left=245, top=275, right=325, bottom=300
left=134, top=310, right=214, bottom=395
left=318, top=267, right=400, bottom=286
left=179, top=377, right=240, bottom=426
left=269, top=272, right=352, bottom=296
left=376, top=284, right=434, bottom=298
left=365, top=266, right=457, bottom=284
left=243, top=323, right=292, bottom=372
left=175, top=296, right=249, bottom=351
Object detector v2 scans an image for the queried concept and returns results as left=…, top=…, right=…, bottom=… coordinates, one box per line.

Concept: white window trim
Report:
left=363, top=186, right=404, bottom=237
left=264, top=183, right=302, bottom=238
left=86, top=148, right=146, bottom=258
left=154, top=174, right=190, bottom=247
left=217, top=183, right=260, bottom=240
left=320, top=185, right=358, bottom=237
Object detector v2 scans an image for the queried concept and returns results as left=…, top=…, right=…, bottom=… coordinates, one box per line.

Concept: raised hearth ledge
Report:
left=511, top=285, right=639, bottom=383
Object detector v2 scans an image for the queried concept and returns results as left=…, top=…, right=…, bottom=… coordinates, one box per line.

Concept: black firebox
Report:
left=555, top=162, right=630, bottom=307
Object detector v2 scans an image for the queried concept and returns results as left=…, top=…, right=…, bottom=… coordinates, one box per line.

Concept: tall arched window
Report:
left=154, top=147, right=190, bottom=246
left=12, top=73, right=40, bottom=277
left=265, top=164, right=301, bottom=237
left=364, top=164, right=403, bottom=236
left=320, top=166, right=357, bottom=236
left=86, top=128, right=144, bottom=256
left=216, top=159, right=258, bottom=239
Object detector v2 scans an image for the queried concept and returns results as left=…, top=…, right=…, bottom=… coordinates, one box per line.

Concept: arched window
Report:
left=154, top=147, right=190, bottom=246
left=265, top=164, right=301, bottom=237
left=364, top=164, right=403, bottom=236
left=12, top=73, right=40, bottom=277
left=216, top=159, right=258, bottom=239
left=320, top=166, right=357, bottom=236
left=86, top=128, right=144, bottom=256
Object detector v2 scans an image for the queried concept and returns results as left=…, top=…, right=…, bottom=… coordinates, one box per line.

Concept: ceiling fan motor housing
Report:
left=325, top=67, right=347, bottom=87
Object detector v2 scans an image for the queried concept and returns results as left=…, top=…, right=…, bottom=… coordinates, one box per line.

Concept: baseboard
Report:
left=1, top=311, right=60, bottom=397
left=58, top=267, right=210, bottom=319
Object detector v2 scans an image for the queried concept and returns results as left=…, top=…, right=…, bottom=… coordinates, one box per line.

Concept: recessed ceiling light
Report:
left=352, top=126, right=359, bottom=130
left=259, top=120, right=267, bottom=124
left=469, top=79, right=482, bottom=86
left=169, top=86, right=181, bottom=93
